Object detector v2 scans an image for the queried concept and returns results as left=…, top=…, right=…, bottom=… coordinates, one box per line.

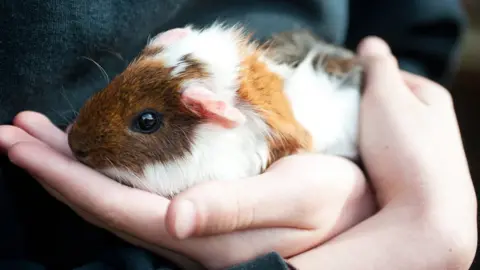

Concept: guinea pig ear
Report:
left=149, top=27, right=192, bottom=47
left=180, top=85, right=246, bottom=129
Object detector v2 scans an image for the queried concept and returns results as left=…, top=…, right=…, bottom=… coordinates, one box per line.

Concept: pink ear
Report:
left=149, top=27, right=191, bottom=47
left=180, top=86, right=246, bottom=129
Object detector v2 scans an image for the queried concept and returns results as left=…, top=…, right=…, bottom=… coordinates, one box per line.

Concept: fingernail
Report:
left=174, top=200, right=196, bottom=239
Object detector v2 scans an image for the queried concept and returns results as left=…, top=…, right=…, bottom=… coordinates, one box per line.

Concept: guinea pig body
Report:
left=68, top=23, right=361, bottom=197
left=265, top=30, right=361, bottom=159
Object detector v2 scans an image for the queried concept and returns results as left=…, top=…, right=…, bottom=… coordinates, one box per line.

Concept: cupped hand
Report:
left=356, top=37, right=475, bottom=211
left=287, top=37, right=477, bottom=270
left=0, top=112, right=375, bottom=269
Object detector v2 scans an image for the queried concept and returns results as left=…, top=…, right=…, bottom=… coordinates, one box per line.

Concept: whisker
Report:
left=60, top=86, right=79, bottom=117
left=98, top=47, right=126, bottom=62
left=49, top=109, right=73, bottom=127
left=105, top=156, right=115, bottom=167
left=81, top=56, right=110, bottom=83
left=171, top=124, right=195, bottom=148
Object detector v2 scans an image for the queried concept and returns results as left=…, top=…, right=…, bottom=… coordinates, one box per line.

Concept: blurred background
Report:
left=454, top=0, right=479, bottom=267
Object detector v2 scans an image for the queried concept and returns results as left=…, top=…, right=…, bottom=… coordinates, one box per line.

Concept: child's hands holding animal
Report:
left=288, top=37, right=477, bottom=270
left=0, top=28, right=475, bottom=270
left=0, top=113, right=373, bottom=269
left=0, top=24, right=377, bottom=269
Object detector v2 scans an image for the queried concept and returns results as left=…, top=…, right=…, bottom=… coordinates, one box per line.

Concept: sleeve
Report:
left=344, top=0, right=468, bottom=86
left=227, top=252, right=296, bottom=270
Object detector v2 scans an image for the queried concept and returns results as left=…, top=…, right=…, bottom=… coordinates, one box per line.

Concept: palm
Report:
left=0, top=111, right=372, bottom=269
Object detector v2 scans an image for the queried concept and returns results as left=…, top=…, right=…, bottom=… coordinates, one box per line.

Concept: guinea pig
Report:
left=67, top=23, right=362, bottom=198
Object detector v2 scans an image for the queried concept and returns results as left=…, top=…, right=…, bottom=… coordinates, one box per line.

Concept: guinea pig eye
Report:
left=131, top=109, right=163, bottom=134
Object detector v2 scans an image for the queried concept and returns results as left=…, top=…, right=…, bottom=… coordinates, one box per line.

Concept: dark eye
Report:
left=131, top=109, right=163, bottom=134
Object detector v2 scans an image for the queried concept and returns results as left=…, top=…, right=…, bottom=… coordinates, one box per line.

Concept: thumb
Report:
left=164, top=155, right=367, bottom=239
left=165, top=171, right=306, bottom=239
left=356, top=37, right=406, bottom=98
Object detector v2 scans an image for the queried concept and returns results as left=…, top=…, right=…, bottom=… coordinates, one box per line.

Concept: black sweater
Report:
left=0, top=0, right=466, bottom=269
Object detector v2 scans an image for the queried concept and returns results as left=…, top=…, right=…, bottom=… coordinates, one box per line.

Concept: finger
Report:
left=8, top=143, right=350, bottom=270
left=0, top=125, right=38, bottom=153
left=36, top=168, right=335, bottom=270
left=401, top=71, right=453, bottom=107
left=356, top=36, right=392, bottom=56
left=356, top=39, right=406, bottom=97
left=165, top=154, right=367, bottom=239
left=34, top=170, right=319, bottom=270
left=7, top=141, right=175, bottom=244
left=13, top=111, right=73, bottom=157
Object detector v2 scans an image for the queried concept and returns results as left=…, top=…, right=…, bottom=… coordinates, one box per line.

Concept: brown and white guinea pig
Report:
left=67, top=23, right=362, bottom=198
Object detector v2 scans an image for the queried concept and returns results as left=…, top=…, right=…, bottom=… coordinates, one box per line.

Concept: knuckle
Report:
left=189, top=182, right=248, bottom=234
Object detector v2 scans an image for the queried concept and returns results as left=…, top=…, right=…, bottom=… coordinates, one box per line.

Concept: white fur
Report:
left=103, top=108, right=271, bottom=197
left=142, top=110, right=271, bottom=196
left=281, top=49, right=360, bottom=159
left=149, top=23, right=247, bottom=103
left=104, top=24, right=359, bottom=197
left=103, top=24, right=272, bottom=197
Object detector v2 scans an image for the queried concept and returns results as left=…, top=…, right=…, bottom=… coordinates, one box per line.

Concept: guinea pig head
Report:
left=68, top=61, right=196, bottom=174
left=67, top=26, right=250, bottom=196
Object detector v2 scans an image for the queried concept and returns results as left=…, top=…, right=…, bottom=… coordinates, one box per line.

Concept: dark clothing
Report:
left=0, top=0, right=466, bottom=269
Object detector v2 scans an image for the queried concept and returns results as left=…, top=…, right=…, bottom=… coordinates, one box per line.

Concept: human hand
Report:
left=0, top=112, right=375, bottom=269
left=288, top=37, right=477, bottom=270
left=357, top=37, right=476, bottom=212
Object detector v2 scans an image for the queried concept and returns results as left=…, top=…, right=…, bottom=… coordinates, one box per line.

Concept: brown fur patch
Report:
left=176, top=54, right=211, bottom=81
left=68, top=58, right=207, bottom=175
left=313, top=54, right=358, bottom=77
left=237, top=51, right=313, bottom=168
left=264, top=29, right=362, bottom=88
left=318, top=54, right=363, bottom=88
left=138, top=46, right=164, bottom=59
left=324, top=57, right=356, bottom=75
